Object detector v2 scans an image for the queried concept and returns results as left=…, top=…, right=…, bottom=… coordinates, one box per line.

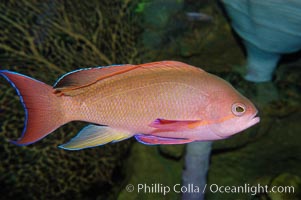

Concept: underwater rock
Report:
left=141, top=0, right=184, bottom=49
left=253, top=173, right=301, bottom=200
left=268, top=173, right=301, bottom=200
left=222, top=0, right=301, bottom=82
left=142, top=0, right=183, bottom=29
left=158, top=145, right=185, bottom=160
left=118, top=143, right=184, bottom=200
left=253, top=82, right=279, bottom=108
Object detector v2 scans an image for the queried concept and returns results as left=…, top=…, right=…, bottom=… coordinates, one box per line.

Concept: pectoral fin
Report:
left=59, top=125, right=132, bottom=150
left=135, top=134, right=193, bottom=145
left=149, top=118, right=203, bottom=131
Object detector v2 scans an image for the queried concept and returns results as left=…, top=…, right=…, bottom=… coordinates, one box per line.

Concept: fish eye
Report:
left=232, top=103, right=246, bottom=116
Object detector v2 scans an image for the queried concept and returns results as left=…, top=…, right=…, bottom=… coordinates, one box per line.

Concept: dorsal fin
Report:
left=53, top=64, right=139, bottom=94
left=140, top=61, right=204, bottom=72
left=53, top=61, right=203, bottom=96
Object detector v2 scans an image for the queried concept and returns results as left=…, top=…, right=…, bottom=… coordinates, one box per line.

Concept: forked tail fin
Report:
left=0, top=70, right=66, bottom=145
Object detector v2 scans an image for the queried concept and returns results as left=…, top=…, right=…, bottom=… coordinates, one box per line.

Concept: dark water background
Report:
left=0, top=0, right=300, bottom=200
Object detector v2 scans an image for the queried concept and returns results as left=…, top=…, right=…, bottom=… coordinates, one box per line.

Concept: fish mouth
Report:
left=247, top=111, right=260, bottom=127
left=211, top=111, right=260, bottom=140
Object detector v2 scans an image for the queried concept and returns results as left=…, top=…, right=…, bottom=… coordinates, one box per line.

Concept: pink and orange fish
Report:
left=0, top=61, right=259, bottom=150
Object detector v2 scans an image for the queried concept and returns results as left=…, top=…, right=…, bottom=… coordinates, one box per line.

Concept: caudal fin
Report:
left=0, top=70, right=66, bottom=145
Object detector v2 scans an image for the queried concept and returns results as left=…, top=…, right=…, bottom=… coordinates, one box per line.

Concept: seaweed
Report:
left=0, top=0, right=140, bottom=199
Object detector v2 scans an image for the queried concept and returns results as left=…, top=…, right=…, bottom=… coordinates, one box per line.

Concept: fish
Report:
left=0, top=61, right=260, bottom=150
left=185, top=12, right=213, bottom=22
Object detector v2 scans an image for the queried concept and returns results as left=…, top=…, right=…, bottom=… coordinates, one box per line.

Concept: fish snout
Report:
left=247, top=110, right=260, bottom=127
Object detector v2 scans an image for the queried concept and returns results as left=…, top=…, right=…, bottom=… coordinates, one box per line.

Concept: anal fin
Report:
left=59, top=124, right=132, bottom=150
